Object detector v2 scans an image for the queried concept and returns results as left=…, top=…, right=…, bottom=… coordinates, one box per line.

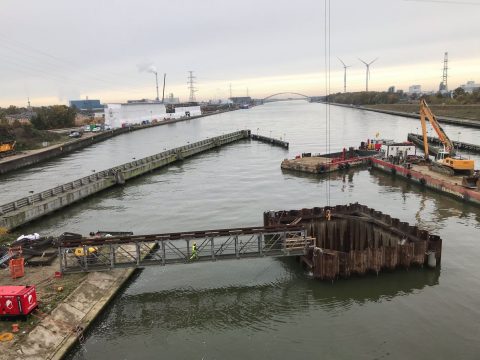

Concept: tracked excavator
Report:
left=419, top=99, right=475, bottom=177
left=0, top=140, right=16, bottom=158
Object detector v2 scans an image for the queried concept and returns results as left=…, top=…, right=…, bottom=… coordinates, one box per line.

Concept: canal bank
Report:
left=0, top=110, right=233, bottom=175
left=0, top=258, right=138, bottom=360
left=329, top=103, right=480, bottom=129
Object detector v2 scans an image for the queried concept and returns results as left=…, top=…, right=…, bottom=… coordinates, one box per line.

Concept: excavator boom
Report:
left=419, top=99, right=455, bottom=157
left=418, top=99, right=474, bottom=175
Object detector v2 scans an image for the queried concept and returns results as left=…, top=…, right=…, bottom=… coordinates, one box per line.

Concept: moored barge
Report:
left=281, top=147, right=378, bottom=174
left=370, top=157, right=480, bottom=206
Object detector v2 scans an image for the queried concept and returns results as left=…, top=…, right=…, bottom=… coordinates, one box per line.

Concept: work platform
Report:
left=58, top=225, right=313, bottom=273
left=281, top=149, right=377, bottom=174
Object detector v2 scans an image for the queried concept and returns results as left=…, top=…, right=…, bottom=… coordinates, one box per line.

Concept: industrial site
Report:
left=1, top=1, right=479, bottom=360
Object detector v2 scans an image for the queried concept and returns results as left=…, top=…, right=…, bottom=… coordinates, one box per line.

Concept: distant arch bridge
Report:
left=261, top=92, right=311, bottom=103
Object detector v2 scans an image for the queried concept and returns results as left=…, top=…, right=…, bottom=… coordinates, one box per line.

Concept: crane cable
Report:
left=324, top=0, right=332, bottom=206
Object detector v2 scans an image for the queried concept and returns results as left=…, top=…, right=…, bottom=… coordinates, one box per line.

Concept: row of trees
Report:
left=327, top=88, right=480, bottom=106
left=0, top=105, right=76, bottom=130
left=30, top=105, right=76, bottom=129
left=0, top=105, right=27, bottom=119
left=327, top=92, right=402, bottom=105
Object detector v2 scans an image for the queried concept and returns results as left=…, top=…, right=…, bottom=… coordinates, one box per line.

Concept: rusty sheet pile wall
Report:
left=264, top=203, right=442, bottom=280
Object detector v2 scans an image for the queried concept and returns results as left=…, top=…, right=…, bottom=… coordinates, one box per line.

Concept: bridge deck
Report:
left=58, top=225, right=314, bottom=273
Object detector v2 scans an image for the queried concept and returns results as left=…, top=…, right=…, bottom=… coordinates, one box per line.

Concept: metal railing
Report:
left=58, top=225, right=313, bottom=273
left=0, top=131, right=248, bottom=216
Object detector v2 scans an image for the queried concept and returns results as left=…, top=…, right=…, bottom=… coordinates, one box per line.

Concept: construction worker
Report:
left=190, top=242, right=198, bottom=260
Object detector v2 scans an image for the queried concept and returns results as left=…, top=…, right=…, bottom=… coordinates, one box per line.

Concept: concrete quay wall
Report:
left=0, top=130, right=250, bottom=230
left=0, top=130, right=121, bottom=175
left=250, top=134, right=289, bottom=149
left=0, top=111, right=228, bottom=175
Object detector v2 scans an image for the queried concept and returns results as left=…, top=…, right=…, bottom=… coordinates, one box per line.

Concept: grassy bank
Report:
left=0, top=124, right=68, bottom=151
left=365, top=104, right=480, bottom=121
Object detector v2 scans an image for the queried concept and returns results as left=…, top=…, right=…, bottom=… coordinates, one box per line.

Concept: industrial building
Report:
left=460, top=81, right=480, bottom=94
left=408, top=85, right=422, bottom=95
left=69, top=99, right=103, bottom=111
left=104, top=102, right=201, bottom=129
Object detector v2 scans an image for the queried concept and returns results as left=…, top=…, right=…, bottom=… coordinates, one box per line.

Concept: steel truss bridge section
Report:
left=58, top=225, right=313, bottom=273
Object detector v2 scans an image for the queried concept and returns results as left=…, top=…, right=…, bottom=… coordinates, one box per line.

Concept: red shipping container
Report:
left=0, top=285, right=37, bottom=316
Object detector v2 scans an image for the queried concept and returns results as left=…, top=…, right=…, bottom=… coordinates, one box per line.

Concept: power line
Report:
left=404, top=0, right=480, bottom=5
left=324, top=0, right=332, bottom=206
left=0, top=33, right=129, bottom=84
left=0, top=33, right=149, bottom=94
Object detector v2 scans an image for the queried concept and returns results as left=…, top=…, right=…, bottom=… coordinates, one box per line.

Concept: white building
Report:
left=104, top=103, right=167, bottom=128
left=460, top=81, right=480, bottom=94
left=408, top=85, right=422, bottom=94
left=381, top=142, right=416, bottom=158
left=104, top=102, right=202, bottom=129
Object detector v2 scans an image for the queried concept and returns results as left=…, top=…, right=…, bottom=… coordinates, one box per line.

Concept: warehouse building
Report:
left=104, top=102, right=202, bottom=128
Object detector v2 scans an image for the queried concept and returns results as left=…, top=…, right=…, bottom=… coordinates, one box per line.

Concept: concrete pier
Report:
left=250, top=134, right=289, bottom=149
left=0, top=111, right=231, bottom=175
left=0, top=130, right=250, bottom=230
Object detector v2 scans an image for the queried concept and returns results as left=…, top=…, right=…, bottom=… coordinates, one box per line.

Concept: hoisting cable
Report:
left=324, top=0, right=332, bottom=206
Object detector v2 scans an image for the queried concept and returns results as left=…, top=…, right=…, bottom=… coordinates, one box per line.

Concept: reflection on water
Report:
left=66, top=258, right=441, bottom=360
left=8, top=102, right=479, bottom=360
left=97, top=267, right=440, bottom=333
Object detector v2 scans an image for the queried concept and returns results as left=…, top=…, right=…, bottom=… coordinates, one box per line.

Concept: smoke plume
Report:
left=137, top=62, right=157, bottom=74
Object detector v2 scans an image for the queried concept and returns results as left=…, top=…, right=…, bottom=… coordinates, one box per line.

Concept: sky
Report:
left=0, top=0, right=479, bottom=107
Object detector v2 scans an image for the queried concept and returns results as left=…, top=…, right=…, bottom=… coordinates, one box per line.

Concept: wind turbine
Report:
left=358, top=57, right=378, bottom=92
left=337, top=57, right=351, bottom=93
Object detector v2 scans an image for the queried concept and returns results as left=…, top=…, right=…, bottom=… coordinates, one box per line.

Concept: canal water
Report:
left=4, top=102, right=480, bottom=359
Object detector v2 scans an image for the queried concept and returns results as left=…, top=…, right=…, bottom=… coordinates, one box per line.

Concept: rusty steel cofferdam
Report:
left=264, top=203, right=442, bottom=281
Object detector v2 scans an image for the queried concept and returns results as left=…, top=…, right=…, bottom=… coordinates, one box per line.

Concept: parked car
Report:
left=69, top=131, right=81, bottom=138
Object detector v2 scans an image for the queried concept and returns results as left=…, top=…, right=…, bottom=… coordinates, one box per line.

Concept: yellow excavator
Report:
left=0, top=140, right=16, bottom=158
left=419, top=99, right=475, bottom=176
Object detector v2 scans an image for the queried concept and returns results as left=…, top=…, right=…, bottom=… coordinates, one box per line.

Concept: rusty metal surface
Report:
left=265, top=203, right=442, bottom=280
left=58, top=225, right=313, bottom=273
left=58, top=224, right=305, bottom=247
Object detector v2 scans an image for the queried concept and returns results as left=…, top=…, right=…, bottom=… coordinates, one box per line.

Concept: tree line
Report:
left=0, top=105, right=76, bottom=130
left=327, top=87, right=480, bottom=106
